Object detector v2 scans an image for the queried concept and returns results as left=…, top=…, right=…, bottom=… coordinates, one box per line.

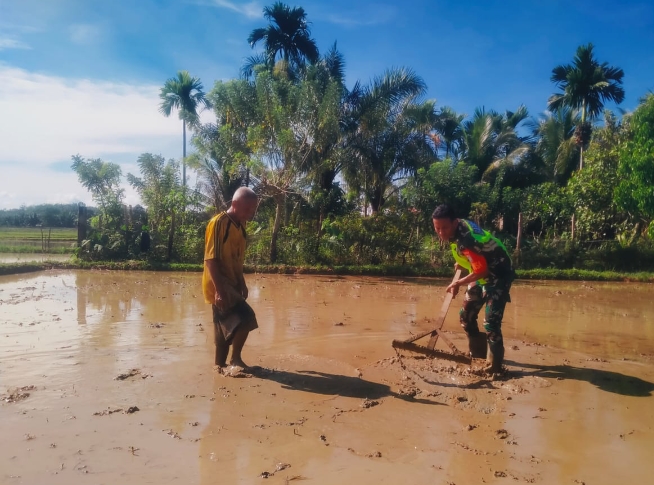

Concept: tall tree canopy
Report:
left=159, top=71, right=211, bottom=186
left=615, top=94, right=654, bottom=222
left=548, top=43, right=624, bottom=169
left=247, top=1, right=319, bottom=73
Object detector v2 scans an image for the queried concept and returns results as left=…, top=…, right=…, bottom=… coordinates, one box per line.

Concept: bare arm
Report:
left=238, top=272, right=248, bottom=299
left=446, top=269, right=489, bottom=297
left=447, top=249, right=490, bottom=297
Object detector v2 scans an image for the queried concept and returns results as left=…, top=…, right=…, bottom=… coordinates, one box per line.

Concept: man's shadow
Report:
left=250, top=368, right=443, bottom=405
left=508, top=361, right=654, bottom=397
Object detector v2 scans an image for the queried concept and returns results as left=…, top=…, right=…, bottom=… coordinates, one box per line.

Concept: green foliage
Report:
left=615, top=94, right=654, bottom=220
left=520, top=182, right=573, bottom=238
left=460, top=106, right=530, bottom=182
left=529, top=107, right=580, bottom=183
left=159, top=71, right=211, bottom=128
left=405, top=159, right=480, bottom=228
left=548, top=43, right=625, bottom=123
left=58, top=27, right=654, bottom=276
left=247, top=2, right=320, bottom=71
left=567, top=111, right=627, bottom=239
left=318, top=211, right=422, bottom=265
left=71, top=155, right=124, bottom=233
left=344, top=68, right=433, bottom=214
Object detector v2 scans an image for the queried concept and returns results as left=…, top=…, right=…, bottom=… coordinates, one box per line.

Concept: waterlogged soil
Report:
left=1, top=271, right=653, bottom=485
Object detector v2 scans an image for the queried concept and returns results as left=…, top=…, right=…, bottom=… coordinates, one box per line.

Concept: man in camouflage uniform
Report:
left=432, top=204, right=515, bottom=374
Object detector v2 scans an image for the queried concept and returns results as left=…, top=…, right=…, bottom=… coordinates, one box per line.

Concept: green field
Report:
left=0, top=227, right=77, bottom=253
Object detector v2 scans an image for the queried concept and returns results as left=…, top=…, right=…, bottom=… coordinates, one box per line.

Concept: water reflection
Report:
left=3, top=272, right=654, bottom=372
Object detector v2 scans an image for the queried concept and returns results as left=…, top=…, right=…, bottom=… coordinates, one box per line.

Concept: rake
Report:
left=392, top=269, right=481, bottom=365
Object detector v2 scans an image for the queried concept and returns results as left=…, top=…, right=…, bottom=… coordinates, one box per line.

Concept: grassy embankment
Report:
left=0, top=227, right=77, bottom=253
left=1, top=259, right=654, bottom=282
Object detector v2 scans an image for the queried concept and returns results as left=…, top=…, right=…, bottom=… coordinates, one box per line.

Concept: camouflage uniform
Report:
left=451, top=219, right=514, bottom=369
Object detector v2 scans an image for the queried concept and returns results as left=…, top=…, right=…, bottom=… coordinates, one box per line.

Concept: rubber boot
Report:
left=467, top=332, right=488, bottom=359
left=485, top=338, right=505, bottom=374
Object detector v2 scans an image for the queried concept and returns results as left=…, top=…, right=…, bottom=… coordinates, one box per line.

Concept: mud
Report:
left=1, top=271, right=653, bottom=484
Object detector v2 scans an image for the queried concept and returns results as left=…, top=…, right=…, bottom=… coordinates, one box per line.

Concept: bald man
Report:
left=203, top=187, right=259, bottom=371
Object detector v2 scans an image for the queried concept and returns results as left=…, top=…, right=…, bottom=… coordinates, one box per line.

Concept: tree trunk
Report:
left=579, top=145, right=584, bottom=171
left=269, top=195, right=284, bottom=264
left=182, top=121, right=187, bottom=187
left=167, top=211, right=176, bottom=262
left=317, top=207, right=325, bottom=238
left=77, top=204, right=87, bottom=247
left=579, top=102, right=586, bottom=171
left=370, top=187, right=383, bottom=215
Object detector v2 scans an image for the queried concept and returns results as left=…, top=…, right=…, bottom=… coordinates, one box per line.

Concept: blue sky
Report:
left=1, top=0, right=653, bottom=209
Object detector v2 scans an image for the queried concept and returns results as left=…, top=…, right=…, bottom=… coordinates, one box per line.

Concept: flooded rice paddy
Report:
left=1, top=270, right=653, bottom=484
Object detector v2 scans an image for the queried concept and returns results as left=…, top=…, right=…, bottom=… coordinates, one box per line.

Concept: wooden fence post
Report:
left=514, top=212, right=522, bottom=267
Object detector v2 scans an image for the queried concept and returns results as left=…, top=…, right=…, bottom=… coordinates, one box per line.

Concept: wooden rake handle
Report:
left=426, top=268, right=461, bottom=350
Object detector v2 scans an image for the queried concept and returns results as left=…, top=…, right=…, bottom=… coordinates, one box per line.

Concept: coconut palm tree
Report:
left=247, top=2, right=319, bottom=73
left=548, top=43, right=624, bottom=169
left=432, top=106, right=465, bottom=160
left=460, top=106, right=530, bottom=183
left=158, top=71, right=211, bottom=186
left=527, top=107, right=580, bottom=184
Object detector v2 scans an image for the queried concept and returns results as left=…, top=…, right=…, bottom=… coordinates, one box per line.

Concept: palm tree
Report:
left=344, top=68, right=435, bottom=214
left=460, top=106, right=530, bottom=183
left=548, top=43, right=625, bottom=169
left=247, top=2, right=319, bottom=73
left=298, top=44, right=347, bottom=224
left=159, top=71, right=211, bottom=187
left=432, top=106, right=465, bottom=160
left=190, top=123, right=249, bottom=211
left=527, top=107, right=580, bottom=184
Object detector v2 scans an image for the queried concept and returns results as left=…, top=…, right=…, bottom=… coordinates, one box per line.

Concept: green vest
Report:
left=449, top=219, right=511, bottom=286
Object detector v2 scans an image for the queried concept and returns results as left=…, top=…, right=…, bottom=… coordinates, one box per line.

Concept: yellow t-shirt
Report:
left=202, top=212, right=247, bottom=304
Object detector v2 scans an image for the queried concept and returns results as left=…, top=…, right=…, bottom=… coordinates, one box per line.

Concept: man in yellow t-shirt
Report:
left=203, top=187, right=259, bottom=371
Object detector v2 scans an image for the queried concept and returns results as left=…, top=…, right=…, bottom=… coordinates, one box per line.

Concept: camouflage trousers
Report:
left=459, top=279, right=512, bottom=341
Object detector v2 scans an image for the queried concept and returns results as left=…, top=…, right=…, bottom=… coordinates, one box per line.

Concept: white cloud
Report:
left=0, top=168, right=92, bottom=209
left=0, top=65, right=213, bottom=209
left=322, top=5, right=397, bottom=27
left=211, top=0, right=262, bottom=19
left=0, top=64, right=185, bottom=165
left=0, top=36, right=31, bottom=50
left=68, top=23, right=103, bottom=44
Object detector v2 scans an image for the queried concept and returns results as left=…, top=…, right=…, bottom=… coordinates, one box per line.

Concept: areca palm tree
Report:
left=159, top=71, right=211, bottom=186
left=548, top=43, right=624, bottom=169
left=247, top=2, right=319, bottom=73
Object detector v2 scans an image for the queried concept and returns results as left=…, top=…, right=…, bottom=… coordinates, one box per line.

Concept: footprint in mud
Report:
left=218, top=365, right=264, bottom=378
left=115, top=369, right=151, bottom=380
left=2, top=385, right=36, bottom=403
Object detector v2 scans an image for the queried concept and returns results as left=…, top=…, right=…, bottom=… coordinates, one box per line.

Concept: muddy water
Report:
left=1, top=271, right=653, bottom=484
